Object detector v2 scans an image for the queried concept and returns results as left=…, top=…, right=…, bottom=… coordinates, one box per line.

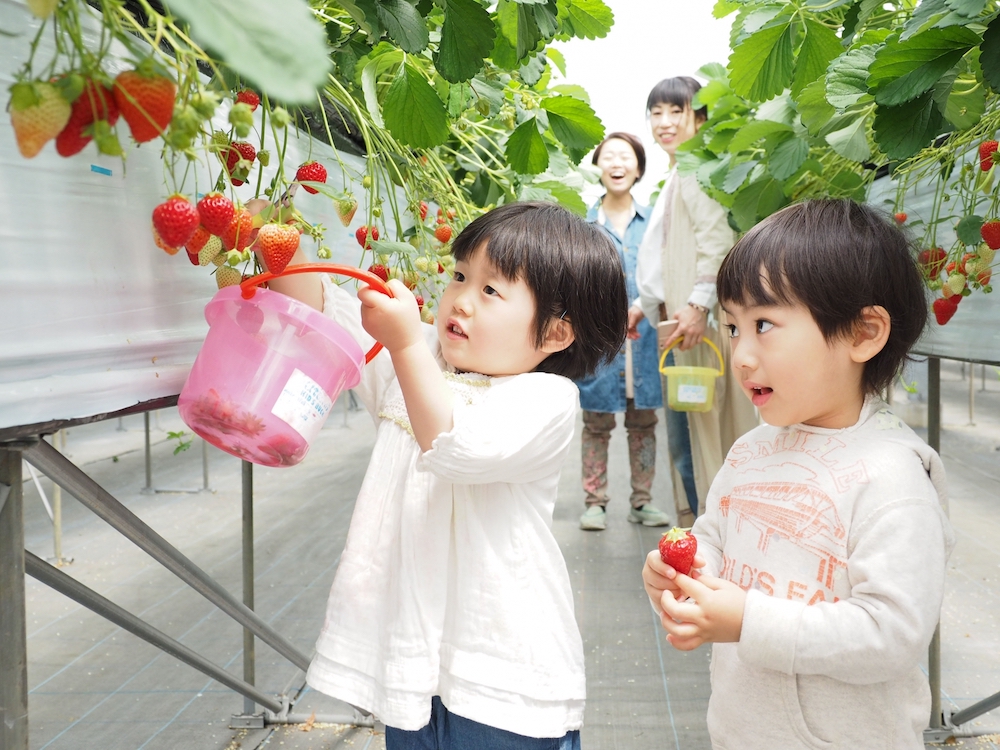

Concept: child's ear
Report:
left=850, top=305, right=891, bottom=363
left=541, top=317, right=576, bottom=354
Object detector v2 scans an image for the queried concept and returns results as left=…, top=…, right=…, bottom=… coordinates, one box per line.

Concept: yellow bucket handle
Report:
left=658, top=336, right=725, bottom=377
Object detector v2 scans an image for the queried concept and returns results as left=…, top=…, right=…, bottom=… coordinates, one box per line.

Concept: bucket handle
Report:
left=240, top=263, right=393, bottom=364
left=658, top=336, right=725, bottom=377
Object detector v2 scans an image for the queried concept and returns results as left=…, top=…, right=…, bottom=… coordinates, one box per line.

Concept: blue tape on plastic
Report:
left=90, top=164, right=112, bottom=176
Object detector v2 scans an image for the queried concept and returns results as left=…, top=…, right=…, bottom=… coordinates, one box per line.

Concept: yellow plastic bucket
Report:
left=658, top=337, right=725, bottom=413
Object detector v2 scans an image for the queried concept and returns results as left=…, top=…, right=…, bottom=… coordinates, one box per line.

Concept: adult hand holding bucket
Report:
left=178, top=264, right=392, bottom=467
left=658, top=336, right=725, bottom=412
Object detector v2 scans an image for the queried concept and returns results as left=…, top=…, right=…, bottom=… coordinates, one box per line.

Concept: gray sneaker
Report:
left=579, top=505, right=607, bottom=531
left=627, top=504, right=671, bottom=527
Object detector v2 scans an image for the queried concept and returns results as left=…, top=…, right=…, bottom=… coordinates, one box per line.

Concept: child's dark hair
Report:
left=451, top=201, right=627, bottom=381
left=591, top=131, right=646, bottom=181
left=646, top=76, right=707, bottom=121
left=717, top=199, right=928, bottom=396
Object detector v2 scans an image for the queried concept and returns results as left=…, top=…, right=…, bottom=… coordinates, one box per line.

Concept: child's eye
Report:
left=725, top=324, right=739, bottom=339
left=756, top=320, right=773, bottom=334
left=484, top=285, right=498, bottom=296
left=453, top=271, right=465, bottom=282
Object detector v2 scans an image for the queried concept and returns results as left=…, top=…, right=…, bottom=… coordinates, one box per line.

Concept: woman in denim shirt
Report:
left=576, top=133, right=670, bottom=531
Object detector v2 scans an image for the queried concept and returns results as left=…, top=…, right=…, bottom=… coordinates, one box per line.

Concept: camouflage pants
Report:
left=581, top=400, right=658, bottom=509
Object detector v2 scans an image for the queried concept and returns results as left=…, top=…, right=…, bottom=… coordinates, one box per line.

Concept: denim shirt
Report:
left=575, top=200, right=662, bottom=412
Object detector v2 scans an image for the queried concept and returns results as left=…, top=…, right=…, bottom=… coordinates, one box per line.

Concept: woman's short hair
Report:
left=451, top=201, right=628, bottom=381
left=646, top=76, right=707, bottom=122
left=717, top=198, right=928, bottom=396
left=591, top=131, right=646, bottom=181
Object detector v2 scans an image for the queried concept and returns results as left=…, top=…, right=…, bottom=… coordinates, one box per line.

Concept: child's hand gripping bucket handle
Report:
left=239, top=263, right=393, bottom=363
left=658, top=336, right=725, bottom=412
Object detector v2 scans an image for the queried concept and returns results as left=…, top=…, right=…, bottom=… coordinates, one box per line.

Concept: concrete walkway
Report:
left=14, top=359, right=1000, bottom=749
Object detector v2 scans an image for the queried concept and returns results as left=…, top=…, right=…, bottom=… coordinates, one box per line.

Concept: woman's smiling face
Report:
left=648, top=102, right=701, bottom=160
left=596, top=138, right=640, bottom=196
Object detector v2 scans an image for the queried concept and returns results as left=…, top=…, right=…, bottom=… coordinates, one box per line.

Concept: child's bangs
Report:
left=717, top=224, right=800, bottom=309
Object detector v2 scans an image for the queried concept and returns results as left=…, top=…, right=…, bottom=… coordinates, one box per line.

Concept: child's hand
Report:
left=358, top=279, right=424, bottom=354
left=658, top=572, right=746, bottom=651
left=642, top=548, right=705, bottom=616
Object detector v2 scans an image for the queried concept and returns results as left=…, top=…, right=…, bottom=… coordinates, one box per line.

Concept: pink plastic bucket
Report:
left=178, top=264, right=390, bottom=467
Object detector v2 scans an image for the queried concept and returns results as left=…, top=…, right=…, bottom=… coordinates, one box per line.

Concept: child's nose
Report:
left=730, top=340, right=756, bottom=371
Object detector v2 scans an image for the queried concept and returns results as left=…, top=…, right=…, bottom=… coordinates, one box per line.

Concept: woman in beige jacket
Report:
left=628, top=76, right=758, bottom=528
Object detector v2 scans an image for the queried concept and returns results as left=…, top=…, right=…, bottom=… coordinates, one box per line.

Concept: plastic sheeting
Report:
left=0, top=0, right=381, bottom=430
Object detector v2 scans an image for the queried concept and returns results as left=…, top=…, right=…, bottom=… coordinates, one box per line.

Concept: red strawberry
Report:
left=917, top=247, right=947, bottom=279
left=419, top=201, right=428, bottom=221
left=55, top=79, right=118, bottom=157
left=356, top=225, right=379, bottom=248
left=295, top=161, right=327, bottom=194
left=197, top=192, right=235, bottom=235
left=235, top=89, right=260, bottom=111
left=434, top=224, right=453, bottom=243
left=152, top=194, right=200, bottom=249
left=979, top=140, right=998, bottom=171
left=932, top=296, right=960, bottom=325
left=367, top=264, right=389, bottom=282
left=415, top=295, right=425, bottom=309
left=437, top=262, right=444, bottom=274
left=980, top=220, right=1000, bottom=250
left=222, top=141, right=256, bottom=186
left=185, top=224, right=212, bottom=254
left=257, top=223, right=300, bottom=275
left=151, top=226, right=180, bottom=255
left=113, top=67, right=176, bottom=143
left=894, top=212, right=907, bottom=224
left=185, top=248, right=200, bottom=266
left=221, top=208, right=254, bottom=251
left=8, top=81, right=72, bottom=158
left=335, top=197, right=358, bottom=226
left=977, top=268, right=992, bottom=286
left=658, top=527, right=697, bottom=575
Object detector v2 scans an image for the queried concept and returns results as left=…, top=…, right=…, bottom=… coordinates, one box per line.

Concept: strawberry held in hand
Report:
left=257, top=223, right=300, bottom=275
left=658, top=527, right=697, bottom=575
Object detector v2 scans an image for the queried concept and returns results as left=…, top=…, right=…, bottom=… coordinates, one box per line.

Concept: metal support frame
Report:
left=242, top=460, right=256, bottom=717
left=21, top=437, right=311, bottom=673
left=141, top=411, right=212, bottom=495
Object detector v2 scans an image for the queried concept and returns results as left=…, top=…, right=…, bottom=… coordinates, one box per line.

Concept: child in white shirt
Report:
left=265, top=201, right=628, bottom=749
left=642, top=198, right=954, bottom=749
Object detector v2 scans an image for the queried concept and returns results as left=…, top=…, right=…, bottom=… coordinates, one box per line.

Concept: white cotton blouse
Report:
left=305, top=276, right=586, bottom=737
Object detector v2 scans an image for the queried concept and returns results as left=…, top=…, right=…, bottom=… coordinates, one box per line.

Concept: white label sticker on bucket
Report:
left=272, top=369, right=334, bottom=442
left=677, top=384, right=708, bottom=404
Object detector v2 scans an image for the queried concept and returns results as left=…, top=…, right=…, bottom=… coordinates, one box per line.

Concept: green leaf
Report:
left=435, top=0, right=495, bottom=82
left=726, top=119, right=792, bottom=153
left=722, top=160, right=757, bottom=193
left=533, top=179, right=588, bottom=216
left=768, top=135, right=809, bottom=180
left=546, top=46, right=567, bottom=75
left=470, top=76, right=505, bottom=116
left=825, top=113, right=871, bottom=162
left=549, top=84, right=590, bottom=102
left=370, top=239, right=418, bottom=257
left=731, top=178, right=771, bottom=231
left=541, top=95, right=604, bottom=151
left=901, top=0, right=949, bottom=40
left=942, top=71, right=985, bottom=129
left=868, top=27, right=981, bottom=106
left=955, top=214, right=984, bottom=245
left=338, top=0, right=382, bottom=36
left=520, top=54, right=546, bottom=86
left=872, top=90, right=945, bottom=159
left=945, top=0, right=988, bottom=16
left=498, top=0, right=542, bottom=61
left=728, top=20, right=794, bottom=102
left=375, top=0, right=429, bottom=53
left=797, top=76, right=835, bottom=134
left=825, top=45, right=877, bottom=109
left=558, top=0, right=614, bottom=40
left=382, top=62, right=449, bottom=147
left=981, top=15, right=1000, bottom=92
left=534, top=0, right=561, bottom=39
left=360, top=50, right=403, bottom=127
left=792, top=19, right=844, bottom=98
left=164, top=0, right=330, bottom=103
left=506, top=117, right=549, bottom=174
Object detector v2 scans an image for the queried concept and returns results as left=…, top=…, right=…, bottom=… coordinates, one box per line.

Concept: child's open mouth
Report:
left=750, top=386, right=773, bottom=407
left=446, top=322, right=467, bottom=339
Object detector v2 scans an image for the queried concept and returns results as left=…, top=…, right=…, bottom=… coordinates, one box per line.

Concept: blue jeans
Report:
left=664, top=352, right=698, bottom=517
left=385, top=697, right=582, bottom=750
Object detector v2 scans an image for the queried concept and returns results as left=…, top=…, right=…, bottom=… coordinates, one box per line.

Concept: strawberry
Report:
left=55, top=79, right=118, bottom=157
left=415, top=295, right=425, bottom=309
left=335, top=197, right=358, bottom=226
left=185, top=248, right=201, bottom=266
left=435, top=224, right=453, bottom=243
left=113, top=66, right=176, bottom=143
left=658, top=527, right=697, bottom=575
left=8, top=81, right=72, bottom=158
left=222, top=141, right=256, bottom=186
left=221, top=207, right=254, bottom=251
left=979, top=140, right=998, bottom=171
left=918, top=247, right=947, bottom=279
left=197, top=192, right=236, bottom=235
left=932, top=296, right=960, bottom=325
left=978, top=243, right=996, bottom=266
left=977, top=268, right=992, bottom=286
left=894, top=212, right=907, bottom=224
left=980, top=220, right=1000, bottom=250
left=26, top=0, right=58, bottom=18
left=367, top=263, right=389, bottom=282
left=198, top=235, right=224, bottom=266
left=215, top=266, right=242, bottom=289
left=957, top=252, right=975, bottom=275
left=356, top=225, right=379, bottom=248
left=419, top=201, right=428, bottom=221
left=185, top=225, right=212, bottom=254
left=437, top=262, right=444, bottom=274
left=295, top=161, right=327, bottom=194
left=946, top=272, right=967, bottom=295
left=152, top=194, right=200, bottom=249
left=257, top=223, right=300, bottom=275
left=420, top=306, right=435, bottom=325
left=151, top=227, right=180, bottom=255
left=235, top=89, right=260, bottom=111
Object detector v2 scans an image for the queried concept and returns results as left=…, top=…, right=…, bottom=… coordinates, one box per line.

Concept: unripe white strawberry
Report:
left=946, top=273, right=967, bottom=295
